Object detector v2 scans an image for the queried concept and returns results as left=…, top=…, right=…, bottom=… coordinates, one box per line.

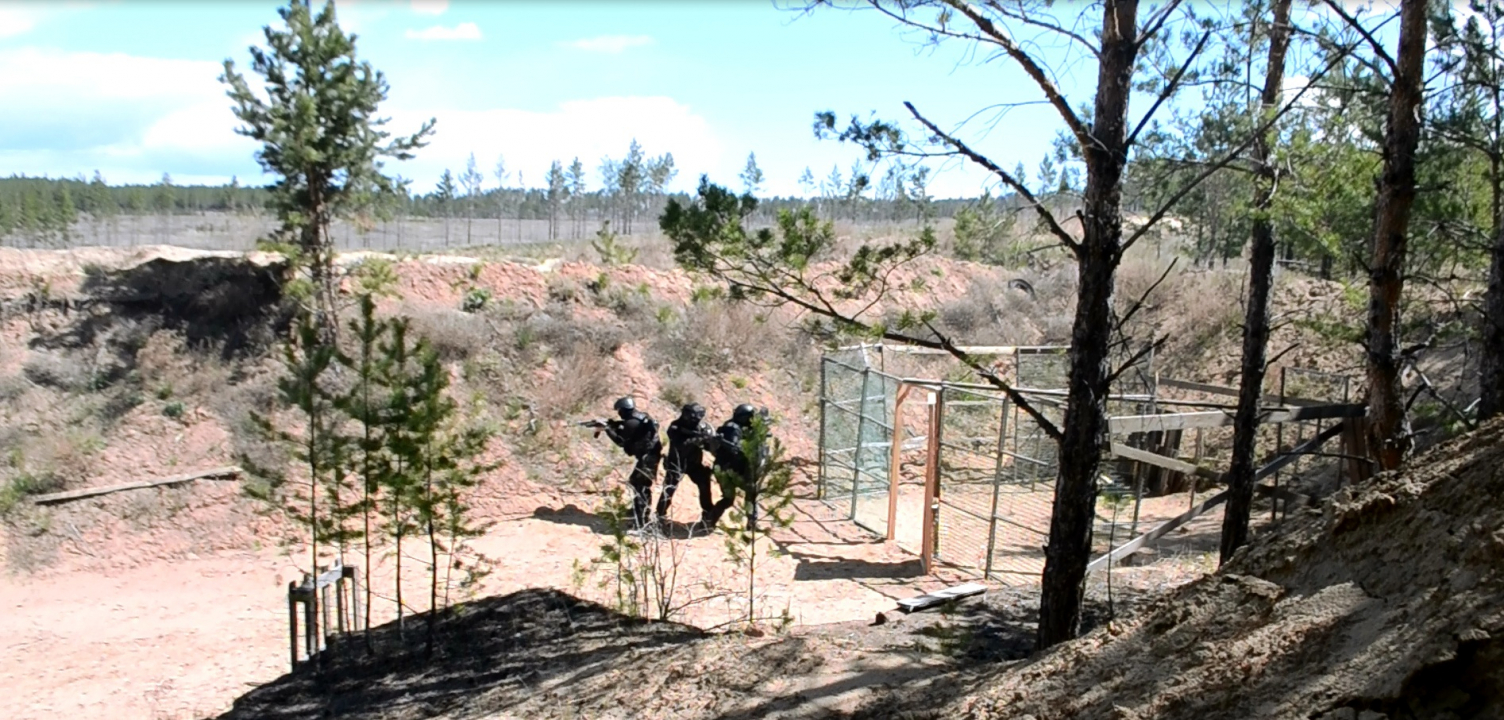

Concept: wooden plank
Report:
left=1253, top=421, right=1346, bottom=481
left=297, top=560, right=346, bottom=593
left=1087, top=422, right=1344, bottom=573
left=31, top=465, right=242, bottom=505
left=879, top=345, right=1066, bottom=356
left=1158, top=377, right=1325, bottom=407
left=896, top=582, right=988, bottom=612
left=1087, top=489, right=1229, bottom=574
left=1108, top=404, right=1364, bottom=434
left=1108, top=442, right=1222, bottom=482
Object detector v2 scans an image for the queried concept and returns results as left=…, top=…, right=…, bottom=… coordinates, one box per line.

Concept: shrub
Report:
left=647, top=302, right=777, bottom=375
left=592, top=221, right=638, bottom=266
left=659, top=371, right=705, bottom=408
left=461, top=287, right=492, bottom=313
left=402, top=305, right=493, bottom=361
left=22, top=353, right=93, bottom=392
left=532, top=345, right=614, bottom=420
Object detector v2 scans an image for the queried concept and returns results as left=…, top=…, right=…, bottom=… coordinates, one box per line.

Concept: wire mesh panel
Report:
left=851, top=371, right=900, bottom=537
left=933, top=385, right=1006, bottom=573
left=988, top=393, right=1063, bottom=582
left=818, top=357, right=865, bottom=520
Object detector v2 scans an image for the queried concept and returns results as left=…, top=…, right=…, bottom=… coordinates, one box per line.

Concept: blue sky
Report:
left=0, top=0, right=1104, bottom=197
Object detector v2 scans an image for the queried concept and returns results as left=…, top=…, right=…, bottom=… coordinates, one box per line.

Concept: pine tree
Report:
left=221, top=0, right=435, bottom=338
left=566, top=157, right=586, bottom=239
left=545, top=160, right=567, bottom=240
left=241, top=311, right=351, bottom=651
left=492, top=156, right=509, bottom=243
left=460, top=153, right=484, bottom=246
left=739, top=152, right=765, bottom=197
left=436, top=170, right=457, bottom=247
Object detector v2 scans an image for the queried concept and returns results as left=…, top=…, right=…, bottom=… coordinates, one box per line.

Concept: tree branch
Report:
left=1120, top=41, right=1353, bottom=255
left=905, top=101, right=1081, bottom=253
left=1126, top=29, right=1212, bottom=150
left=938, top=0, right=1094, bottom=150
left=1319, top=0, right=1398, bottom=77
left=981, top=0, right=1101, bottom=58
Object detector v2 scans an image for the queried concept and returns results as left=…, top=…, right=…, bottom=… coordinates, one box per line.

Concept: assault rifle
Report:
left=577, top=418, right=611, bottom=437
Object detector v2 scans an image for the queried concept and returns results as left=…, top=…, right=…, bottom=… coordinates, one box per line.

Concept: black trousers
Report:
left=628, top=449, right=661, bottom=528
left=708, top=464, right=755, bottom=529
left=657, top=450, right=715, bottom=519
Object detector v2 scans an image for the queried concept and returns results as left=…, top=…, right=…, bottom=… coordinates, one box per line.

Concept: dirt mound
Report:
left=216, top=588, right=705, bottom=720
left=924, top=421, right=1504, bottom=720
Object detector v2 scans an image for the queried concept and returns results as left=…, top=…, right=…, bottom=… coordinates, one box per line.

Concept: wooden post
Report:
left=920, top=390, right=941, bottom=574
left=1341, top=417, right=1372, bottom=484
left=287, top=582, right=300, bottom=671
left=303, top=577, right=317, bottom=659
left=321, top=582, right=332, bottom=647
left=343, top=564, right=360, bottom=633
left=886, top=384, right=912, bottom=541
left=335, top=576, right=346, bottom=634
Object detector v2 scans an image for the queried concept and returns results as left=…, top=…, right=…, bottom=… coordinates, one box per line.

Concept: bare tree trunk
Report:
left=1365, top=0, right=1426, bottom=471
left=1478, top=14, right=1504, bottom=420
left=1481, top=154, right=1504, bottom=419
left=1221, top=0, right=1294, bottom=564
left=1037, top=0, right=1137, bottom=650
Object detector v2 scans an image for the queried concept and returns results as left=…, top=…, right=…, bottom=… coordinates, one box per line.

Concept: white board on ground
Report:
left=896, top=582, right=988, bottom=613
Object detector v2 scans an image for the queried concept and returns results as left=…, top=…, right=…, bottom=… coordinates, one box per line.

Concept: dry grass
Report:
left=647, top=302, right=782, bottom=375
left=400, top=303, right=497, bottom=361
left=533, top=344, right=614, bottom=420
left=658, top=370, right=707, bottom=408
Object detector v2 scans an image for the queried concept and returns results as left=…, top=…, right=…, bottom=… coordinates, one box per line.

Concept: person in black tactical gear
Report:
left=700, top=403, right=766, bottom=529
left=658, top=402, right=717, bottom=527
left=597, top=396, right=663, bottom=529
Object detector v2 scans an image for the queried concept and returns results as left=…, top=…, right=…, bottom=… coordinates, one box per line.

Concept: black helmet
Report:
left=681, top=403, right=706, bottom=422
left=614, top=396, right=636, bottom=418
left=732, top=403, right=756, bottom=424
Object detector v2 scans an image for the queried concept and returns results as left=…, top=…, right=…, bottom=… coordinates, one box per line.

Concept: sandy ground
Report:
left=0, top=478, right=966, bottom=720
left=0, top=470, right=1225, bottom=720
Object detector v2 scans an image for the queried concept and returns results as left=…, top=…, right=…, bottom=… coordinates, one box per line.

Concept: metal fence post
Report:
left=817, top=359, right=829, bottom=500
left=984, top=399, right=1010, bottom=580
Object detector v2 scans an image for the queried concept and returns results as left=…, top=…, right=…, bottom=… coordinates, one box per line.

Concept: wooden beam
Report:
left=1158, top=377, right=1325, bottom=407
left=1108, top=404, right=1364, bottom=434
left=31, top=466, right=243, bottom=505
left=1087, top=422, right=1343, bottom=573
left=1108, top=442, right=1221, bottom=482
left=878, top=345, right=1067, bottom=356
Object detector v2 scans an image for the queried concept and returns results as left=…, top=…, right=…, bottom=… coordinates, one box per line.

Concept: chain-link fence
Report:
left=814, top=343, right=1351, bottom=588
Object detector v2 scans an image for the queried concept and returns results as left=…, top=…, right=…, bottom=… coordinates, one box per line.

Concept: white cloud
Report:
left=561, top=35, right=655, bottom=54
left=0, top=7, right=38, bottom=38
left=411, top=0, right=448, bottom=16
left=391, top=96, right=721, bottom=193
left=405, top=22, right=481, bottom=41
left=0, top=48, right=220, bottom=102
left=0, top=48, right=259, bottom=181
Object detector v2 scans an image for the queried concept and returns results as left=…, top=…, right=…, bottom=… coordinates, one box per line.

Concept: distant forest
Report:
left=0, top=172, right=992, bottom=247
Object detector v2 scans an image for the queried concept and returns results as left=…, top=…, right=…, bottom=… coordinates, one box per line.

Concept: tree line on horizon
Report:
left=0, top=150, right=1153, bottom=250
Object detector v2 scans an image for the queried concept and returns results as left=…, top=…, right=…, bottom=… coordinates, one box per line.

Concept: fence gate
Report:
left=817, top=351, right=899, bottom=538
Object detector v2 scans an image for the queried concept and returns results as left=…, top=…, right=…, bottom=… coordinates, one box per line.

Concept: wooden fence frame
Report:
left=287, top=560, right=362, bottom=671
